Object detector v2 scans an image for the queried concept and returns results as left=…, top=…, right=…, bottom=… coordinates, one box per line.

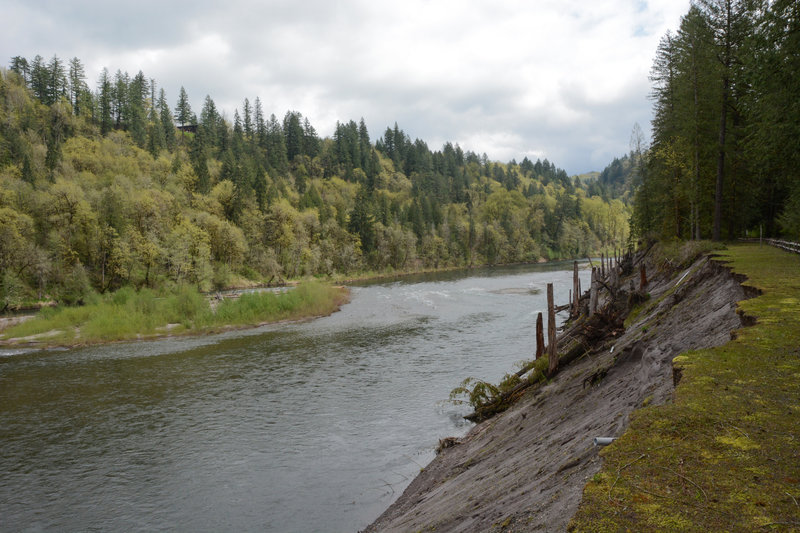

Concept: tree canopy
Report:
left=1, top=55, right=630, bottom=308
left=633, top=0, right=800, bottom=241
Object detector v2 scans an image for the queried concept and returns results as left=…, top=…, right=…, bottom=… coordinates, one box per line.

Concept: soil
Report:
left=364, top=253, right=755, bottom=533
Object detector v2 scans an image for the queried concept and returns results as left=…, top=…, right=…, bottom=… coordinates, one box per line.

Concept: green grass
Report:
left=0, top=282, right=348, bottom=346
left=569, top=243, right=800, bottom=532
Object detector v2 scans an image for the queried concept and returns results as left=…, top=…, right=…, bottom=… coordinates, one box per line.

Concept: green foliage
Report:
left=57, top=263, right=92, bottom=305
left=635, top=2, right=799, bottom=241
left=449, top=357, right=550, bottom=414
left=0, top=59, right=631, bottom=312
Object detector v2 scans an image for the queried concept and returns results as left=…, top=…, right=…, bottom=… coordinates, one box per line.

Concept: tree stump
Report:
left=547, top=283, right=557, bottom=376
left=572, top=261, right=579, bottom=317
left=589, top=267, right=598, bottom=317
left=536, top=312, right=544, bottom=359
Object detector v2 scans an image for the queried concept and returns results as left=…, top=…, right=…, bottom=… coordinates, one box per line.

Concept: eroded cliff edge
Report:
left=365, top=249, right=756, bottom=532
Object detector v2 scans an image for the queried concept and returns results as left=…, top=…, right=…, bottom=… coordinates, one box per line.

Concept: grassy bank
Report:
left=570, top=243, right=800, bottom=532
left=0, top=282, right=348, bottom=347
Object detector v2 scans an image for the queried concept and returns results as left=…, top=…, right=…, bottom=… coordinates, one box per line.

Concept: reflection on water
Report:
left=0, top=262, right=589, bottom=532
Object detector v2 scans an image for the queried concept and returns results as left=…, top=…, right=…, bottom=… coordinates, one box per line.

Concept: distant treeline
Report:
left=0, top=57, right=629, bottom=307
left=635, top=0, right=799, bottom=241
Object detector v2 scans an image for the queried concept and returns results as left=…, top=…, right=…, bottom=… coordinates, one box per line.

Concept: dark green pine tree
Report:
left=695, top=0, right=757, bottom=240
left=112, top=70, right=129, bottom=128
left=348, top=187, right=377, bottom=253
left=190, top=137, right=211, bottom=194
left=97, top=68, right=114, bottom=136
left=242, top=98, right=253, bottom=141
left=47, top=55, right=67, bottom=105
left=68, top=57, right=88, bottom=116
left=127, top=71, right=148, bottom=148
left=9, top=56, right=30, bottom=84
left=29, top=55, right=49, bottom=103
left=198, top=95, right=220, bottom=153
left=266, top=113, right=288, bottom=175
left=283, top=111, right=304, bottom=162
left=146, top=79, right=166, bottom=156
left=254, top=97, right=267, bottom=149
left=174, top=86, right=193, bottom=128
left=158, top=88, right=176, bottom=149
left=302, top=117, right=319, bottom=158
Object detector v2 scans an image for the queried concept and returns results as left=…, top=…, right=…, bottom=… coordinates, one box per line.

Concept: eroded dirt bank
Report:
left=365, top=252, right=755, bottom=532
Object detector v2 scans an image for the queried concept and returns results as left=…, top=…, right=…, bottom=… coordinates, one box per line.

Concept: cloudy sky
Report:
left=3, top=0, right=689, bottom=175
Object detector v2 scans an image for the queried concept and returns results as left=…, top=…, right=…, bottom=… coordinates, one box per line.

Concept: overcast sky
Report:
left=3, top=0, right=689, bottom=175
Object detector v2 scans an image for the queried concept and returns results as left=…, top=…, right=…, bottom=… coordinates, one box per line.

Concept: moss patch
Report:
left=569, top=244, right=800, bottom=532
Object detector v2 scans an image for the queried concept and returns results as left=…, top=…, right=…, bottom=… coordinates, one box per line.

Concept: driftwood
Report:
left=466, top=292, right=629, bottom=422
left=462, top=247, right=654, bottom=422
left=554, top=303, right=572, bottom=313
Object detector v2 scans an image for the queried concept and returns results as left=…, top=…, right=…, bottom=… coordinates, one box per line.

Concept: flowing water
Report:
left=0, top=262, right=589, bottom=532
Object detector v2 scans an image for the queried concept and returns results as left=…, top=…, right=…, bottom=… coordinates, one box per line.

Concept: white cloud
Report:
left=1, top=0, right=689, bottom=173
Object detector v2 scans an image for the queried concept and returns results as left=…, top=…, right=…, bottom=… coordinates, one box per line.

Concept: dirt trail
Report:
left=365, top=254, right=754, bottom=533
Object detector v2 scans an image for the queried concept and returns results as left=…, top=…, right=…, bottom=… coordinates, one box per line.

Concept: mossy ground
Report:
left=570, top=243, right=800, bottom=532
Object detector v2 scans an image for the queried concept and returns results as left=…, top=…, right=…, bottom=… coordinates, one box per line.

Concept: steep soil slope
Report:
left=366, top=253, right=754, bottom=532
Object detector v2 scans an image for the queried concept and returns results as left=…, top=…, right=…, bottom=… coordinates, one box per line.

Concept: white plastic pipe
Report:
left=593, top=437, right=616, bottom=446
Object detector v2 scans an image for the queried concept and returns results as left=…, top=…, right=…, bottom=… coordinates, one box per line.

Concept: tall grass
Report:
left=214, top=283, right=342, bottom=325
left=1, top=282, right=347, bottom=345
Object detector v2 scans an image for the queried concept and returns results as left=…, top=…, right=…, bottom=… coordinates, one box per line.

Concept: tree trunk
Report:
left=713, top=0, right=733, bottom=241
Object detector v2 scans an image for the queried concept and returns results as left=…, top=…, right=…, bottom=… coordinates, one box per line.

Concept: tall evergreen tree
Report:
left=198, top=95, right=220, bottom=153
left=158, top=88, right=176, bottom=149
left=254, top=97, right=267, bottom=149
left=29, top=55, right=49, bottom=103
left=68, top=57, right=87, bottom=115
left=9, top=56, right=29, bottom=84
left=283, top=111, right=303, bottom=161
left=242, top=98, right=253, bottom=140
left=97, top=68, right=113, bottom=135
left=695, top=0, right=758, bottom=240
left=174, top=86, right=193, bottom=128
left=47, top=55, right=67, bottom=105
left=302, top=117, right=319, bottom=158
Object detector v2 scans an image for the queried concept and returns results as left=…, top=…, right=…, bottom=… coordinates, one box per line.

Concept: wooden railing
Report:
left=741, top=238, right=800, bottom=255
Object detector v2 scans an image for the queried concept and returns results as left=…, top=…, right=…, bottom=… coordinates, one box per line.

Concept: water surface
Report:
left=0, top=262, right=588, bottom=532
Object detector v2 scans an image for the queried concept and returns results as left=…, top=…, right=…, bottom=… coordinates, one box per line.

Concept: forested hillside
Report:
left=635, top=0, right=799, bottom=241
left=0, top=59, right=629, bottom=308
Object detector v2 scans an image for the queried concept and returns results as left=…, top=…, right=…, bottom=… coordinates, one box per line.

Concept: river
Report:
left=0, top=262, right=589, bottom=532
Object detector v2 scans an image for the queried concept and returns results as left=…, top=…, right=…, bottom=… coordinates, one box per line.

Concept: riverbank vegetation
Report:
left=0, top=60, right=629, bottom=313
left=570, top=243, right=800, bottom=531
left=0, top=282, right=347, bottom=346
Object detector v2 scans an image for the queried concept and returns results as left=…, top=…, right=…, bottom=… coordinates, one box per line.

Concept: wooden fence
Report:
left=741, top=238, right=800, bottom=255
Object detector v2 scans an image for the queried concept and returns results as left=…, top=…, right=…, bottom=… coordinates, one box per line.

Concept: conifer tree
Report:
left=174, top=86, right=193, bottom=128
left=158, top=88, right=176, bottom=149
left=68, top=57, right=87, bottom=115
left=97, top=68, right=113, bottom=135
